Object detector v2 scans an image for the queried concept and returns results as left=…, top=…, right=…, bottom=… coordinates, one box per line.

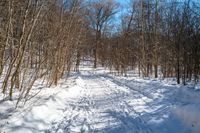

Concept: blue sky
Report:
left=114, top=0, right=130, bottom=22
left=116, top=0, right=129, bottom=4
left=115, top=0, right=200, bottom=15
left=116, top=0, right=199, bottom=5
left=113, top=0, right=200, bottom=30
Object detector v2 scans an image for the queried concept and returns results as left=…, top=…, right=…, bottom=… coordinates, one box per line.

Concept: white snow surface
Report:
left=0, top=63, right=199, bottom=133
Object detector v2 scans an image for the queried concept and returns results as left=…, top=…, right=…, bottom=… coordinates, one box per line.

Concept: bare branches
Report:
left=0, top=0, right=199, bottom=107
left=0, top=0, right=87, bottom=105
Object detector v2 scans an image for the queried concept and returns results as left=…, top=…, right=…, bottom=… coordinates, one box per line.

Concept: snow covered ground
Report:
left=0, top=63, right=200, bottom=133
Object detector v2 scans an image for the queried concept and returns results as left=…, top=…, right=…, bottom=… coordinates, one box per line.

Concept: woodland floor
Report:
left=0, top=62, right=200, bottom=133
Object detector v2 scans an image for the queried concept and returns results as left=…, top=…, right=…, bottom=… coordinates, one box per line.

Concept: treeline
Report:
left=0, top=0, right=199, bottom=102
left=0, top=0, right=87, bottom=102
left=88, top=0, right=200, bottom=85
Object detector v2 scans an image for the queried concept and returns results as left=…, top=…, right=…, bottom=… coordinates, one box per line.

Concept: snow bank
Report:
left=174, top=104, right=200, bottom=133
left=173, top=85, right=200, bottom=133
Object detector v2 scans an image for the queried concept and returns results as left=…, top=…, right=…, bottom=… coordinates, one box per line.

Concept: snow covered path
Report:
left=0, top=66, right=197, bottom=133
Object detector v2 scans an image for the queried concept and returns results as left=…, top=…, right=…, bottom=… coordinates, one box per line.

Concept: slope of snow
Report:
left=0, top=63, right=199, bottom=133
left=173, top=85, right=200, bottom=133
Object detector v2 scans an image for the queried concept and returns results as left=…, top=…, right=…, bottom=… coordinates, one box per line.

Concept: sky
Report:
left=116, top=0, right=130, bottom=5
left=114, top=0, right=130, bottom=25
left=115, top=0, right=200, bottom=16
left=113, top=0, right=199, bottom=30
left=116, top=0, right=200, bottom=6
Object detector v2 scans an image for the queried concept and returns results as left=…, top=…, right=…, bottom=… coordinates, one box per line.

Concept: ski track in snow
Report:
left=0, top=66, right=194, bottom=133
left=48, top=70, right=152, bottom=133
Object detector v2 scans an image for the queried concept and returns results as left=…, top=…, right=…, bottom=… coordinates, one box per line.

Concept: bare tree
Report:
left=87, top=0, right=117, bottom=68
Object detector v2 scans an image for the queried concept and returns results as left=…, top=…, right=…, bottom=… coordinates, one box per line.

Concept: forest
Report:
left=0, top=0, right=200, bottom=106
left=0, top=0, right=200, bottom=132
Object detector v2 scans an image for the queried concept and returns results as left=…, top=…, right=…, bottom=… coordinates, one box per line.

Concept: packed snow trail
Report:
left=49, top=70, right=153, bottom=133
left=0, top=66, right=196, bottom=133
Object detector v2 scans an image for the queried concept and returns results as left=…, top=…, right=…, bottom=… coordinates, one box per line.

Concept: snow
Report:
left=174, top=104, right=200, bottom=133
left=0, top=63, right=199, bottom=133
left=173, top=85, right=200, bottom=133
